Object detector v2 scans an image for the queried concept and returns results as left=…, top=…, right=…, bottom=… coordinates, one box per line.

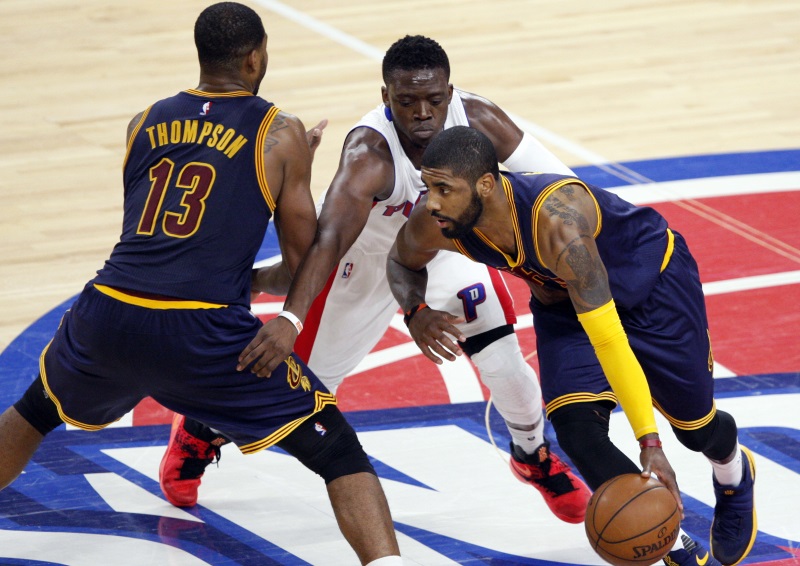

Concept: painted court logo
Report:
left=0, top=151, right=798, bottom=565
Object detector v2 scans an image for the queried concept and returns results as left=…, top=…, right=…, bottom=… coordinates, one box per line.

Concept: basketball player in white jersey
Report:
left=161, top=35, right=591, bottom=524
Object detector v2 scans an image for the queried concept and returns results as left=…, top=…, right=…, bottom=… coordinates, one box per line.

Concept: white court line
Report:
left=608, top=171, right=800, bottom=204
left=253, top=0, right=384, bottom=60
left=252, top=0, right=611, bottom=168
left=704, top=270, right=800, bottom=296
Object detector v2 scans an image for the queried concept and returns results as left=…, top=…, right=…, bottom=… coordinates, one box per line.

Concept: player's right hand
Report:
left=640, top=445, right=685, bottom=520
left=407, top=307, right=466, bottom=365
left=237, top=316, right=298, bottom=377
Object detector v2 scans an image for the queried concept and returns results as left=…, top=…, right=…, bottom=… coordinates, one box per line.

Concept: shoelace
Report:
left=178, top=444, right=222, bottom=480
left=516, top=455, right=576, bottom=495
left=714, top=508, right=744, bottom=538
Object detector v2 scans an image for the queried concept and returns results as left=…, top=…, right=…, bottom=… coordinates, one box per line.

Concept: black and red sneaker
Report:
left=508, top=441, right=592, bottom=524
left=159, top=414, right=229, bottom=508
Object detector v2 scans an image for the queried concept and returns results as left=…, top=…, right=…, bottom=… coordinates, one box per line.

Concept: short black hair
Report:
left=422, top=126, right=499, bottom=185
left=382, top=35, right=450, bottom=84
left=194, top=2, right=265, bottom=73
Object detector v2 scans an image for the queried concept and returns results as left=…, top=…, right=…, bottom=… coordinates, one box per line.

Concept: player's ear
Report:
left=244, top=48, right=259, bottom=74
left=476, top=173, right=496, bottom=197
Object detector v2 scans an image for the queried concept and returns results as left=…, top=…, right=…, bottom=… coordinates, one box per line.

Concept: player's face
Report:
left=421, top=166, right=483, bottom=239
left=382, top=68, right=452, bottom=150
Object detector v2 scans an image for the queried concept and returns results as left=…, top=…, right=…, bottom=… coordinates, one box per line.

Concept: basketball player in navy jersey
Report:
left=162, top=34, right=592, bottom=525
left=387, top=126, right=756, bottom=566
left=0, top=4, right=401, bottom=564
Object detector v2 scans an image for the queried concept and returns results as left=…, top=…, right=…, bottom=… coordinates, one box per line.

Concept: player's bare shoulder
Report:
left=264, top=110, right=310, bottom=157
left=341, top=126, right=393, bottom=166
left=458, top=89, right=522, bottom=161
left=259, top=109, right=313, bottom=206
left=333, top=126, right=395, bottom=200
left=458, top=90, right=508, bottom=127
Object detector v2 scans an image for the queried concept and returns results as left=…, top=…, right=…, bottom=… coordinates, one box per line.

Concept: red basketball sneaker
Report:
left=508, top=441, right=592, bottom=524
left=159, top=414, right=229, bottom=508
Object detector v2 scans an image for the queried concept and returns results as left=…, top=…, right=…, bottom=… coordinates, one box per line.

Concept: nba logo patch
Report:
left=341, top=262, right=353, bottom=279
left=314, top=422, right=327, bottom=436
left=200, top=101, right=212, bottom=116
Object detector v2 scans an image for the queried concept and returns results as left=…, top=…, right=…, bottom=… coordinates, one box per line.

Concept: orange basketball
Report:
left=585, top=474, right=681, bottom=566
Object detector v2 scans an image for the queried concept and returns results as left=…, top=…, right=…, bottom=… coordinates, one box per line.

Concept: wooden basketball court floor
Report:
left=0, top=1, right=798, bottom=564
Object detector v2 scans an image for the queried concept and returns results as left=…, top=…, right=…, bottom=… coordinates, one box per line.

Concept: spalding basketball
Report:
left=585, top=474, right=681, bottom=566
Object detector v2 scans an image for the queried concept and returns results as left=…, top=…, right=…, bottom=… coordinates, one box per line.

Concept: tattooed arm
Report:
left=240, top=124, right=395, bottom=377
left=535, top=183, right=608, bottom=313
left=535, top=183, right=681, bottom=511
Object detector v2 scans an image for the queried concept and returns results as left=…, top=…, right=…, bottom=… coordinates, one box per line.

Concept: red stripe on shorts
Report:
left=488, top=267, right=517, bottom=325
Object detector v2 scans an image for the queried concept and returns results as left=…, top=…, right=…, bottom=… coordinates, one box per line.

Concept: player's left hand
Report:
left=640, top=445, right=685, bottom=520
left=306, top=119, right=328, bottom=160
left=237, top=316, right=298, bottom=377
left=407, top=307, right=466, bottom=364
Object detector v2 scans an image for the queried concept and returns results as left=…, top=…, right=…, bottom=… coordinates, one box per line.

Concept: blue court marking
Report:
left=1, top=150, right=798, bottom=564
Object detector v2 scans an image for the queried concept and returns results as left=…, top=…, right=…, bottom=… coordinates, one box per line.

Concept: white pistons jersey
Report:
left=302, top=90, right=516, bottom=392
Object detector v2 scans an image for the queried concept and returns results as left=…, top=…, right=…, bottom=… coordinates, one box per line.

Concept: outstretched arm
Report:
left=535, top=182, right=682, bottom=514
left=236, top=111, right=317, bottom=374
left=387, top=200, right=464, bottom=364
left=460, top=90, right=574, bottom=175
left=240, top=127, right=395, bottom=377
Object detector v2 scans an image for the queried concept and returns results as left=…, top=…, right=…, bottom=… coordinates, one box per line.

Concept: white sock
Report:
left=709, top=443, right=743, bottom=486
left=508, top=415, right=546, bottom=455
left=365, top=556, right=403, bottom=566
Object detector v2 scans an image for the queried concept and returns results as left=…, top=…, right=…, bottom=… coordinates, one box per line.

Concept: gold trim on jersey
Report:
left=39, top=341, right=118, bottom=431
left=255, top=106, right=280, bottom=212
left=183, top=89, right=253, bottom=98
left=545, top=391, right=619, bottom=418
left=93, top=284, right=227, bottom=310
left=532, top=178, right=599, bottom=270
left=660, top=228, right=675, bottom=272
left=453, top=239, right=478, bottom=262
left=123, top=106, right=152, bottom=171
left=239, top=391, right=338, bottom=454
left=654, top=399, right=717, bottom=430
left=468, top=175, right=526, bottom=268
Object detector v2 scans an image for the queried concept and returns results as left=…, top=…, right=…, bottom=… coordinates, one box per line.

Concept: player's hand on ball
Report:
left=407, top=307, right=466, bottom=364
left=639, top=443, right=684, bottom=519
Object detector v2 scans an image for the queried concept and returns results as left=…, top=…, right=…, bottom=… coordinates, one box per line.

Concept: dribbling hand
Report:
left=640, top=445, right=685, bottom=520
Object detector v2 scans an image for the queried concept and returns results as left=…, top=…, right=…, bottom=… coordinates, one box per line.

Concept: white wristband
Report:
left=277, top=310, right=303, bottom=334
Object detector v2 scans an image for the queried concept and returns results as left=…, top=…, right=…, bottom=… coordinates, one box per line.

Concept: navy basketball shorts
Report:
left=534, top=231, right=717, bottom=432
left=39, top=284, right=336, bottom=454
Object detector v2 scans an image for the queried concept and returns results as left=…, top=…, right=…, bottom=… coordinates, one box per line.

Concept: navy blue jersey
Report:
left=94, top=90, right=280, bottom=306
left=447, top=172, right=715, bottom=428
left=453, top=172, right=671, bottom=310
